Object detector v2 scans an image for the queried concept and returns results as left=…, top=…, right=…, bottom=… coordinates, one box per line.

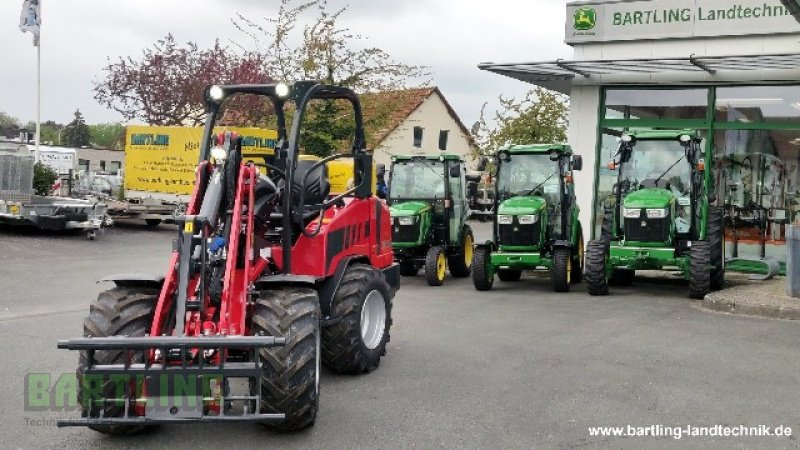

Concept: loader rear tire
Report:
left=448, top=225, right=473, bottom=278
left=689, top=241, right=711, bottom=300
left=253, top=287, right=320, bottom=432
left=322, top=264, right=393, bottom=374
left=552, top=247, right=571, bottom=293
left=472, top=246, right=494, bottom=291
left=585, top=240, right=609, bottom=296
left=78, top=286, right=158, bottom=435
left=708, top=206, right=725, bottom=291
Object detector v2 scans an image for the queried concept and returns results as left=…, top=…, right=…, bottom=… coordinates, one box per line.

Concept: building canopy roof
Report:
left=479, top=53, right=800, bottom=93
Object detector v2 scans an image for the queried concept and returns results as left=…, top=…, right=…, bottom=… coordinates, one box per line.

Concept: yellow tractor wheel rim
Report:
left=464, top=234, right=474, bottom=267
left=437, top=252, right=446, bottom=281
left=566, top=255, right=572, bottom=284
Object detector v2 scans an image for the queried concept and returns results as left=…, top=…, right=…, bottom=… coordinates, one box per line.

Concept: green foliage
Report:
left=33, top=162, right=58, bottom=196
left=61, top=110, right=91, bottom=147
left=89, top=123, right=125, bottom=150
left=0, top=111, right=20, bottom=129
left=474, top=87, right=569, bottom=158
left=40, top=121, right=64, bottom=145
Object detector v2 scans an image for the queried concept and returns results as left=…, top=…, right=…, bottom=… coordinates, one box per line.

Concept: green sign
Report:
left=574, top=8, right=597, bottom=30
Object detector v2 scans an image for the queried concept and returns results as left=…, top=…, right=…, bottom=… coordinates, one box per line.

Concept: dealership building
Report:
left=481, top=0, right=800, bottom=265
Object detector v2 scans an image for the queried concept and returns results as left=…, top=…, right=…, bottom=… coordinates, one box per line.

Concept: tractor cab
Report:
left=472, top=144, right=585, bottom=293
left=387, top=154, right=477, bottom=286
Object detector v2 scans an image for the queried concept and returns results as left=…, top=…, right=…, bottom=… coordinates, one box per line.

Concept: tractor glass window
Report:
left=605, top=88, right=708, bottom=120
left=620, top=140, right=693, bottom=232
left=389, top=160, right=445, bottom=199
left=496, top=154, right=560, bottom=204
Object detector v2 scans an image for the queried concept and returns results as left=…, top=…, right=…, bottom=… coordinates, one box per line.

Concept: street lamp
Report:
left=781, top=0, right=800, bottom=22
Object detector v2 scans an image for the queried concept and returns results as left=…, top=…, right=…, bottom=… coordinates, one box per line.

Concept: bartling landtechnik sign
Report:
left=566, top=0, right=798, bottom=43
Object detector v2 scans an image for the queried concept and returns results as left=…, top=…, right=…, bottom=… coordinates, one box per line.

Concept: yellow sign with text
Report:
left=125, top=125, right=277, bottom=195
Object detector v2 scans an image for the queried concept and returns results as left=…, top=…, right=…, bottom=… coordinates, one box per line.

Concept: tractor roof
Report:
left=392, top=153, right=463, bottom=162
left=497, top=144, right=573, bottom=155
left=625, top=129, right=700, bottom=141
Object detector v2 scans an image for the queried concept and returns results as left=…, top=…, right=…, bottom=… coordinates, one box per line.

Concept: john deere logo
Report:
left=574, top=8, right=596, bottom=31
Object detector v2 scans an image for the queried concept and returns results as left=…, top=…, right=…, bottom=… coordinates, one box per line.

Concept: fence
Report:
left=0, top=154, right=34, bottom=203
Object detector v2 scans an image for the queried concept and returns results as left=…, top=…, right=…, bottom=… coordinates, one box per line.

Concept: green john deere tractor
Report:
left=387, top=154, right=479, bottom=286
left=472, top=144, right=584, bottom=292
left=584, top=130, right=725, bottom=299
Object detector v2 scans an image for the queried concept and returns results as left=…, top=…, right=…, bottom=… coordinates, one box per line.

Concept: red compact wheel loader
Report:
left=57, top=82, right=400, bottom=434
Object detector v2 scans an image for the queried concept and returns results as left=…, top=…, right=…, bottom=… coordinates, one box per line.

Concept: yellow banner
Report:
left=124, top=125, right=277, bottom=195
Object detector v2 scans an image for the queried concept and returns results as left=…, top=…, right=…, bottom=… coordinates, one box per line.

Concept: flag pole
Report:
left=35, top=36, right=40, bottom=162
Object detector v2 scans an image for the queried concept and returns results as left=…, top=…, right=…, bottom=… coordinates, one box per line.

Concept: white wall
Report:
left=567, top=85, right=601, bottom=243
left=372, top=93, right=475, bottom=168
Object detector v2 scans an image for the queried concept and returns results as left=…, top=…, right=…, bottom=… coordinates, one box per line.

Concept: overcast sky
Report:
left=1, top=0, right=572, bottom=128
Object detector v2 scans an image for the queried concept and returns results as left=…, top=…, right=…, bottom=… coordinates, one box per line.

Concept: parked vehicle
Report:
left=472, top=144, right=584, bottom=292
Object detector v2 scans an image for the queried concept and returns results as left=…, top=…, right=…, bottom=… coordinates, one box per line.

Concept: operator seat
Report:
left=265, top=159, right=331, bottom=230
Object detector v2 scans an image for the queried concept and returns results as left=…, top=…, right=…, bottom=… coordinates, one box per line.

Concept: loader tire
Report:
left=585, top=240, right=610, bottom=296
left=552, top=247, right=572, bottom=293
left=497, top=269, right=522, bottom=282
left=78, top=286, right=158, bottom=435
left=689, top=241, right=712, bottom=300
left=424, top=246, right=447, bottom=286
left=472, top=246, right=494, bottom=291
left=448, top=225, right=474, bottom=278
left=322, top=264, right=393, bottom=374
left=399, top=260, right=419, bottom=276
left=708, top=206, right=725, bottom=291
left=253, top=287, right=320, bottom=432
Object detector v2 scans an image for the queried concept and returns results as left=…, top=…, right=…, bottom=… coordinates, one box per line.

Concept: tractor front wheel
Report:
left=689, top=241, right=712, bottom=300
left=78, top=286, right=158, bottom=435
left=552, top=247, right=572, bottom=292
left=424, top=246, right=447, bottom=286
left=472, top=246, right=494, bottom=291
left=253, top=287, right=320, bottom=432
left=448, top=225, right=474, bottom=278
left=708, top=206, right=725, bottom=291
left=585, top=240, right=609, bottom=296
left=322, top=264, right=393, bottom=374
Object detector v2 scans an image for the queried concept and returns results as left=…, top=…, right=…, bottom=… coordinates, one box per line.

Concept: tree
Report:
left=0, top=111, right=20, bottom=129
left=94, top=34, right=272, bottom=126
left=40, top=121, right=64, bottom=146
left=234, top=0, right=429, bottom=156
left=89, top=123, right=125, bottom=150
left=61, top=109, right=91, bottom=147
left=33, top=162, right=58, bottom=196
left=473, top=87, right=569, bottom=158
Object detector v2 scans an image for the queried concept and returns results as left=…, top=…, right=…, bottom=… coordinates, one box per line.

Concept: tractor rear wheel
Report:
left=253, top=287, right=320, bottom=432
left=610, top=268, right=635, bottom=286
left=78, top=286, right=158, bottom=435
left=689, top=241, right=712, bottom=300
left=571, top=231, right=584, bottom=284
left=708, top=206, right=725, bottom=291
left=322, top=264, right=393, bottom=374
left=585, top=240, right=609, bottom=296
left=448, top=225, right=474, bottom=278
left=552, top=247, right=572, bottom=292
left=472, top=246, right=494, bottom=291
left=424, top=246, right=447, bottom=286
left=399, top=260, right=419, bottom=276
left=497, top=269, right=522, bottom=282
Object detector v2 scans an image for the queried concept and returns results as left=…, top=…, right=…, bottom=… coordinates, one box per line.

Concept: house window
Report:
left=413, top=126, right=424, bottom=147
left=99, top=161, right=106, bottom=171
left=438, top=130, right=449, bottom=151
left=110, top=161, right=121, bottom=175
left=78, top=159, right=90, bottom=173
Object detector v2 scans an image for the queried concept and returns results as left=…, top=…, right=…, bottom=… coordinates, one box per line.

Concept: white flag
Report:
left=19, top=0, right=41, bottom=46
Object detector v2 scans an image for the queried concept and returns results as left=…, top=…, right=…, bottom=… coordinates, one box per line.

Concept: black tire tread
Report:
left=472, top=247, right=494, bottom=291
left=585, top=240, right=609, bottom=296
left=689, top=241, right=712, bottom=300
left=708, top=206, right=725, bottom=291
left=448, top=225, right=473, bottom=278
left=424, top=246, right=446, bottom=286
left=552, top=247, right=571, bottom=292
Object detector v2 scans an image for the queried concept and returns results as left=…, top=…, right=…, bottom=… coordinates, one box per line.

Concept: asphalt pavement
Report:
left=0, top=221, right=798, bottom=449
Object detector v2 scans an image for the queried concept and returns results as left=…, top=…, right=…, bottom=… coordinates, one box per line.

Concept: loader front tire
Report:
left=78, top=286, right=158, bottom=435
left=585, top=240, right=610, bottom=296
left=253, top=287, right=320, bottom=432
left=322, top=264, right=393, bottom=374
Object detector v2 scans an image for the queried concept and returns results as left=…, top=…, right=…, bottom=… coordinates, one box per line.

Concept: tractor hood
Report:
left=498, top=196, right=546, bottom=215
left=623, top=188, right=674, bottom=209
left=389, top=201, right=431, bottom=217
